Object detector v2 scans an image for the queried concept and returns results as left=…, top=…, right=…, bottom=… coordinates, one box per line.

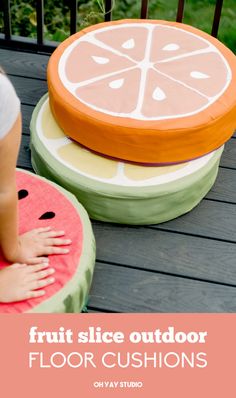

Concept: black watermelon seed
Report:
left=39, top=212, right=56, bottom=220
left=18, top=189, right=29, bottom=200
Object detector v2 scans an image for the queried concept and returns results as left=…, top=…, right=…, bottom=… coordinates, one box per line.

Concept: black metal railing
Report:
left=0, top=0, right=225, bottom=54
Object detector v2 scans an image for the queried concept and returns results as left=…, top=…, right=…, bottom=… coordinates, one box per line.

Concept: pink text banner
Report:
left=0, top=313, right=235, bottom=398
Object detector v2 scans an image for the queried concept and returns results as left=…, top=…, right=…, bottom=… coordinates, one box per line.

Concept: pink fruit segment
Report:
left=142, top=69, right=208, bottom=118
left=65, top=41, right=134, bottom=83
left=76, top=68, right=141, bottom=114
left=95, top=26, right=149, bottom=62
left=155, top=52, right=229, bottom=98
left=150, top=26, right=209, bottom=62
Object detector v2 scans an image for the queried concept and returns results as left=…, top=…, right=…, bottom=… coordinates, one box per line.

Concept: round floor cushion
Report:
left=31, top=94, right=223, bottom=225
left=0, top=169, right=95, bottom=313
left=47, top=19, right=236, bottom=164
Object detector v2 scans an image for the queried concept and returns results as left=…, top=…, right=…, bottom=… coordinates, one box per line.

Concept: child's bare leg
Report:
left=0, top=260, right=55, bottom=303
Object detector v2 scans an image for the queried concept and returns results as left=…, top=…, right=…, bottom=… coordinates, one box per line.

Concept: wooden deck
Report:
left=1, top=47, right=236, bottom=313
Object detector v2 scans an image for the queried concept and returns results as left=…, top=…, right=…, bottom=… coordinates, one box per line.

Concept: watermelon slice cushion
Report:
left=0, top=169, right=95, bottom=313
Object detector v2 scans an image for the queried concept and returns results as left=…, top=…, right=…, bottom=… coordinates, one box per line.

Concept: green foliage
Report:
left=146, top=0, right=236, bottom=52
left=0, top=0, right=235, bottom=52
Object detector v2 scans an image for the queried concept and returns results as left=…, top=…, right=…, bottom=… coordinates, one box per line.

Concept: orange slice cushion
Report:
left=48, top=19, right=236, bottom=164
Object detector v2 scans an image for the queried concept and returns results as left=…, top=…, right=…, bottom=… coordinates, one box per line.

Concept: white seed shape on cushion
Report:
left=122, top=38, right=135, bottom=49
left=190, top=71, right=210, bottom=79
left=92, top=56, right=110, bottom=64
left=152, top=87, right=166, bottom=101
left=109, top=78, right=125, bottom=89
left=162, top=43, right=180, bottom=51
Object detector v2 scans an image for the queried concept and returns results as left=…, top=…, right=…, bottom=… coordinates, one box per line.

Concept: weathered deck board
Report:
left=2, top=47, right=236, bottom=313
left=208, top=168, right=236, bottom=203
left=11, top=75, right=47, bottom=105
left=21, top=104, right=34, bottom=133
left=0, top=48, right=48, bottom=79
left=221, top=140, right=236, bottom=168
left=152, top=200, right=236, bottom=242
left=92, top=223, right=236, bottom=285
left=90, top=262, right=236, bottom=313
left=18, top=135, right=32, bottom=170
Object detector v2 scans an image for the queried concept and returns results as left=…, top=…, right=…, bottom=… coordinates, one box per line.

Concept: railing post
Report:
left=105, top=0, right=113, bottom=21
left=140, top=0, right=149, bottom=19
left=70, top=0, right=78, bottom=35
left=176, top=0, right=185, bottom=23
left=36, top=0, right=44, bottom=45
left=3, top=0, right=12, bottom=40
left=211, top=0, right=224, bottom=37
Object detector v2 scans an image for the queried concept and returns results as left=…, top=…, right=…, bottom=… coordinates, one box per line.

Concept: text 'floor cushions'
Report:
left=47, top=19, right=236, bottom=165
left=0, top=170, right=95, bottom=313
left=30, top=94, right=223, bottom=225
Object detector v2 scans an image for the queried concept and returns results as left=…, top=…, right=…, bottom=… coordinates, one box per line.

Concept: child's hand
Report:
left=0, top=260, right=55, bottom=303
left=10, top=226, right=71, bottom=264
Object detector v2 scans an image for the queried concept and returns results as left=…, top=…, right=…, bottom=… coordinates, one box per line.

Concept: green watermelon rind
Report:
left=17, top=169, right=96, bottom=313
left=30, top=94, right=223, bottom=225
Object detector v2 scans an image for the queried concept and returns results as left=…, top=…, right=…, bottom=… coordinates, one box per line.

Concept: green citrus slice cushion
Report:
left=47, top=19, right=236, bottom=164
left=30, top=94, right=223, bottom=225
left=0, top=169, right=95, bottom=313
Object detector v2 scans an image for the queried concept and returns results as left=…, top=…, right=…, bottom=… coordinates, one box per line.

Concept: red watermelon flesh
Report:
left=0, top=170, right=83, bottom=313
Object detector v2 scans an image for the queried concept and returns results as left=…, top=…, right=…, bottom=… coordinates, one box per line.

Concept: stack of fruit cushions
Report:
left=31, top=19, right=236, bottom=225
left=0, top=170, right=95, bottom=313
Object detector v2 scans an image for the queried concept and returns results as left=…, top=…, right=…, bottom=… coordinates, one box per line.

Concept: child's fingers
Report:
left=25, top=290, right=46, bottom=299
left=44, top=247, right=70, bottom=255
left=30, top=276, right=55, bottom=290
left=26, top=257, right=49, bottom=265
left=27, top=263, right=51, bottom=273
left=40, top=230, right=65, bottom=238
left=33, top=226, right=52, bottom=234
left=10, top=263, right=27, bottom=270
left=31, top=268, right=55, bottom=281
left=45, top=238, right=72, bottom=246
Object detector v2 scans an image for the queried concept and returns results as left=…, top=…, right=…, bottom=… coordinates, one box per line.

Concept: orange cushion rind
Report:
left=48, top=19, right=236, bottom=164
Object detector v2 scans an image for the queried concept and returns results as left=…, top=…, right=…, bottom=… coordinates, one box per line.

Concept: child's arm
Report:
left=0, top=116, right=71, bottom=262
left=0, top=74, right=71, bottom=263
left=0, top=113, right=21, bottom=262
